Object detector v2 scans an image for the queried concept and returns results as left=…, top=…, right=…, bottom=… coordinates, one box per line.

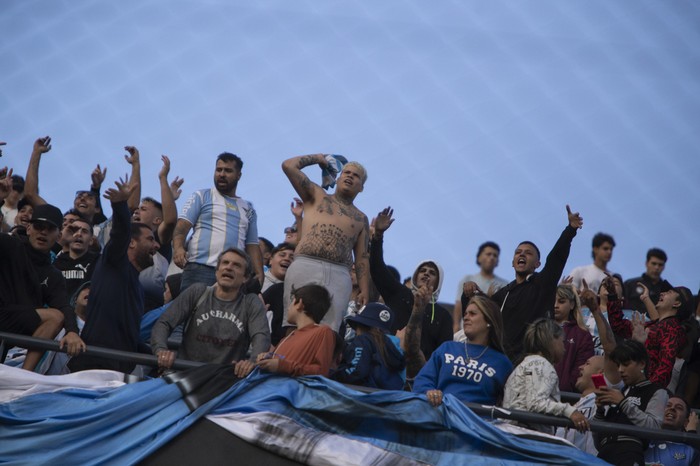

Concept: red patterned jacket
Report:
left=607, top=298, right=685, bottom=387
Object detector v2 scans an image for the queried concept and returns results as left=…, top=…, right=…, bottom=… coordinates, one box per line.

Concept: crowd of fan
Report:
left=1, top=137, right=699, bottom=465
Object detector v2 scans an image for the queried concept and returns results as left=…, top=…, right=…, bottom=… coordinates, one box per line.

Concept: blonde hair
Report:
left=556, top=284, right=587, bottom=331
left=344, top=161, right=368, bottom=184
left=523, top=318, right=563, bottom=364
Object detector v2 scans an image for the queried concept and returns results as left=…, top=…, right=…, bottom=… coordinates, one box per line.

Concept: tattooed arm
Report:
left=281, top=154, right=327, bottom=203
left=353, top=215, right=371, bottom=307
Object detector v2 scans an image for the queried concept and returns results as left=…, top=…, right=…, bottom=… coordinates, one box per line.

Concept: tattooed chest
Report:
left=297, top=223, right=355, bottom=265
left=317, top=197, right=364, bottom=222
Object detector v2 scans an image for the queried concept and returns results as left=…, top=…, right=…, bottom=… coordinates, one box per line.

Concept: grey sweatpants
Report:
left=282, top=254, right=352, bottom=332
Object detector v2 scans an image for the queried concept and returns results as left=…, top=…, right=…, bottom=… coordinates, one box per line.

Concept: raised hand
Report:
left=158, top=155, right=171, bottom=180
left=0, top=167, right=14, bottom=200
left=91, top=164, right=107, bottom=189
left=33, top=136, right=52, bottom=155
left=373, top=207, right=395, bottom=234
left=566, top=204, right=583, bottom=229
left=104, top=175, right=137, bottom=203
left=560, top=275, right=574, bottom=286
left=579, top=279, right=599, bottom=312
left=688, top=411, right=698, bottom=432
left=631, top=311, right=647, bottom=343
left=413, top=284, right=433, bottom=310
left=290, top=197, right=304, bottom=218
left=124, top=146, right=140, bottom=165
left=462, top=281, right=483, bottom=299
left=637, top=282, right=650, bottom=303
left=169, top=176, right=184, bottom=201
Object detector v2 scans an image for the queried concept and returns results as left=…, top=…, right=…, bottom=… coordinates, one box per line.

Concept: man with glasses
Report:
left=283, top=224, right=299, bottom=247
left=54, top=216, right=98, bottom=298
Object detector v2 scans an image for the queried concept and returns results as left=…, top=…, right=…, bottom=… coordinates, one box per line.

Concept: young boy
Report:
left=256, top=284, right=336, bottom=377
left=594, top=339, right=667, bottom=466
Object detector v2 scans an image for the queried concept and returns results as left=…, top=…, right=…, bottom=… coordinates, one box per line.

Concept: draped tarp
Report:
left=0, top=364, right=607, bottom=465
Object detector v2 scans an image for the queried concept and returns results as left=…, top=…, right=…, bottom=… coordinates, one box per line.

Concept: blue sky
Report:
left=2, top=0, right=699, bottom=299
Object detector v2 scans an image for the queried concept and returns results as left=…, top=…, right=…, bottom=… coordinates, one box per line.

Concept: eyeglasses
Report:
left=284, top=227, right=297, bottom=234
left=74, top=190, right=96, bottom=199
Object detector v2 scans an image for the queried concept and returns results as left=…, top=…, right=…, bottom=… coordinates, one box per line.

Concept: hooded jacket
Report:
left=0, top=234, right=78, bottom=335
left=369, top=236, right=453, bottom=358
left=333, top=333, right=405, bottom=390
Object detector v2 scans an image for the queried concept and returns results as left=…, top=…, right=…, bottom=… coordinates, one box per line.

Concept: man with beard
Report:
left=69, top=176, right=159, bottom=373
left=174, top=152, right=263, bottom=291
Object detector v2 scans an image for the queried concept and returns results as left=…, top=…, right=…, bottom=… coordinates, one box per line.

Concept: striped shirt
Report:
left=180, top=188, right=258, bottom=267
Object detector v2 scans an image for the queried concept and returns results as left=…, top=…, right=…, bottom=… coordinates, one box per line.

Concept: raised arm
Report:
left=636, top=282, right=658, bottom=320
left=157, top=155, right=178, bottom=246
left=404, top=285, right=431, bottom=379
left=581, top=280, right=621, bottom=385
left=23, top=137, right=51, bottom=207
left=290, top=197, right=303, bottom=240
left=103, top=175, right=138, bottom=265
left=281, top=154, right=327, bottom=203
left=539, top=205, right=582, bottom=283
left=0, top=167, right=13, bottom=202
left=353, top=214, right=371, bottom=307
left=124, top=146, right=141, bottom=213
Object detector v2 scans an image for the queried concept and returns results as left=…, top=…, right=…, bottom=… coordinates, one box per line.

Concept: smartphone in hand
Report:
left=591, top=373, right=607, bottom=389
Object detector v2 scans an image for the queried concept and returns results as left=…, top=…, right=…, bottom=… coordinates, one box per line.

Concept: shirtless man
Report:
left=280, top=154, right=370, bottom=332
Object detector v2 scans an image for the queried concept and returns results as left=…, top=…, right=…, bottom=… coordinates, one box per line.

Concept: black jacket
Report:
left=491, top=225, right=577, bottom=361
left=0, top=234, right=78, bottom=335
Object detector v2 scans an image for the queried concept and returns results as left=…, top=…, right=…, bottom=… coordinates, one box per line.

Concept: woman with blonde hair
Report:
left=413, top=296, right=512, bottom=406
left=503, top=318, right=590, bottom=434
left=553, top=284, right=594, bottom=392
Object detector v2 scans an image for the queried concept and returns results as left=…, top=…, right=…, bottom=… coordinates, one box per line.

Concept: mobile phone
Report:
left=591, top=373, right=607, bottom=389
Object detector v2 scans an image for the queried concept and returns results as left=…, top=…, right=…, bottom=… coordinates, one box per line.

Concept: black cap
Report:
left=30, top=204, right=63, bottom=229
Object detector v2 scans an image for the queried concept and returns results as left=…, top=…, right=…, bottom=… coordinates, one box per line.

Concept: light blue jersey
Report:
left=180, top=188, right=258, bottom=267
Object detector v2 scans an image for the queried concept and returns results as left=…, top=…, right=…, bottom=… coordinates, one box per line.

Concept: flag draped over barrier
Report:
left=0, top=364, right=606, bottom=465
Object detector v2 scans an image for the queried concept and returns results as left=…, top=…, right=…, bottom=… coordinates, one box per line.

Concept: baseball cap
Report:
left=30, top=204, right=63, bottom=229
left=346, top=302, right=394, bottom=333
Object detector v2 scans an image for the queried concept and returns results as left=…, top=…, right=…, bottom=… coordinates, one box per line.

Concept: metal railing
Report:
left=0, top=331, right=202, bottom=371
left=1, top=331, right=699, bottom=449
